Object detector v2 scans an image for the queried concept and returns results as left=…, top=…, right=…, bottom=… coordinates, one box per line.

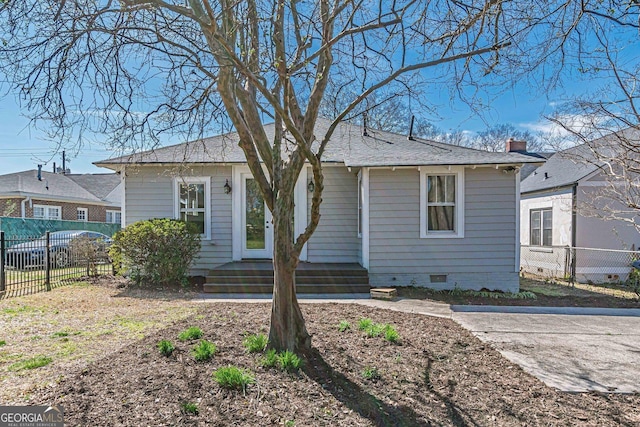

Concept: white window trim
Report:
left=420, top=166, right=465, bottom=238
left=174, top=177, right=211, bottom=240
left=33, top=204, right=62, bottom=220
left=106, top=210, right=121, bottom=225
left=530, top=207, right=552, bottom=247
left=77, top=207, right=88, bottom=222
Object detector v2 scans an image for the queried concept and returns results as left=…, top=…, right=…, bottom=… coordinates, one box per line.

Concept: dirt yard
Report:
left=398, top=277, right=640, bottom=308
left=1, top=279, right=638, bottom=426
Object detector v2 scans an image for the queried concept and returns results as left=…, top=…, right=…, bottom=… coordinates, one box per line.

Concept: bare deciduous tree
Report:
left=0, top=0, right=635, bottom=351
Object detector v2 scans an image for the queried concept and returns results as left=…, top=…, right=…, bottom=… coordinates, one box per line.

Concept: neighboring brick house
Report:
left=0, top=169, right=122, bottom=224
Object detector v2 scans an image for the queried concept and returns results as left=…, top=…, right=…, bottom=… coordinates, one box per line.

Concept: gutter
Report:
left=571, top=184, right=578, bottom=247
left=20, top=196, right=31, bottom=218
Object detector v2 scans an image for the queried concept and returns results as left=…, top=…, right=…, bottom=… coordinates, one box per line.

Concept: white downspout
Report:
left=21, top=196, right=31, bottom=218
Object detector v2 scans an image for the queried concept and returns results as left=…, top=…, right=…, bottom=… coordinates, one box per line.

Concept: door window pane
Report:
left=245, top=179, right=265, bottom=249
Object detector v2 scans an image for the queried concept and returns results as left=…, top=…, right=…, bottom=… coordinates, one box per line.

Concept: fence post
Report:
left=0, top=231, right=5, bottom=293
left=570, top=247, right=577, bottom=285
left=45, top=231, right=51, bottom=291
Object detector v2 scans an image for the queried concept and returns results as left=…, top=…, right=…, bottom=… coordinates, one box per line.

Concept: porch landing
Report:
left=203, top=261, right=370, bottom=294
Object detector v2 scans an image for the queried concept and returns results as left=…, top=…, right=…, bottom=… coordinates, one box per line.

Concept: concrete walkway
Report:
left=196, top=294, right=640, bottom=393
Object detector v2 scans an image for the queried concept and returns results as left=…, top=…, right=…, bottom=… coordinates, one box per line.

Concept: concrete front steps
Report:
left=203, top=261, right=370, bottom=294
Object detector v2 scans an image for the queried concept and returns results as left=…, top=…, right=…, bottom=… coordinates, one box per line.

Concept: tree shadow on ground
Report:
left=303, top=347, right=479, bottom=427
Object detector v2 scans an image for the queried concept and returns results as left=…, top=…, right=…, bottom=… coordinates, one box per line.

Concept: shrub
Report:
left=192, top=340, right=217, bottom=361
left=8, top=355, right=52, bottom=371
left=357, top=318, right=373, bottom=331
left=383, top=325, right=399, bottom=343
left=0, top=340, right=6, bottom=347
left=338, top=320, right=350, bottom=332
left=157, top=340, right=175, bottom=357
left=180, top=402, right=198, bottom=415
left=69, top=235, right=109, bottom=276
left=277, top=350, right=303, bottom=372
left=260, top=349, right=278, bottom=368
left=178, top=327, right=203, bottom=341
left=109, top=218, right=201, bottom=286
left=243, top=333, right=268, bottom=353
left=362, top=366, right=380, bottom=380
left=213, top=366, right=255, bottom=391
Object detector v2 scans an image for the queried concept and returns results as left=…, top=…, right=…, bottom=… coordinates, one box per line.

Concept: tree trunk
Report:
left=268, top=189, right=311, bottom=352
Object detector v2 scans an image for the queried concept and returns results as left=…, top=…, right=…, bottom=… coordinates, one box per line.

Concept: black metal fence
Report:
left=0, top=231, right=113, bottom=299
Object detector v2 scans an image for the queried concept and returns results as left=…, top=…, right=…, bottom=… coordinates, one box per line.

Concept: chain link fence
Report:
left=0, top=231, right=114, bottom=299
left=521, top=245, right=640, bottom=284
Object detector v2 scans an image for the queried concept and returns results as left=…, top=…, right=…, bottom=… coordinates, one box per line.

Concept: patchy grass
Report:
left=0, top=279, right=199, bottom=404
left=8, top=356, right=52, bottom=371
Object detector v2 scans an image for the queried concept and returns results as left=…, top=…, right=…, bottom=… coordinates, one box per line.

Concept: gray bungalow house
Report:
left=96, top=120, right=542, bottom=293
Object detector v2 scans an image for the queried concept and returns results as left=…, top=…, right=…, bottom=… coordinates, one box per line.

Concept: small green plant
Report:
left=338, top=320, right=351, bottom=332
left=365, top=323, right=384, bottom=338
left=285, top=420, right=295, bottom=427
left=383, top=325, right=399, bottom=343
left=192, top=340, right=217, bottom=361
left=0, top=340, right=6, bottom=347
left=8, top=356, right=52, bottom=371
left=51, top=330, right=69, bottom=338
left=358, top=318, right=373, bottom=331
left=362, top=366, right=380, bottom=380
left=157, top=339, right=175, bottom=357
left=243, top=333, right=268, bottom=353
left=180, top=402, right=199, bottom=415
left=178, top=326, right=203, bottom=341
left=261, top=349, right=278, bottom=368
left=213, top=366, right=255, bottom=391
left=277, top=350, right=303, bottom=372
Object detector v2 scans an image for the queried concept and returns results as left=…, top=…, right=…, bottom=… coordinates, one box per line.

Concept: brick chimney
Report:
left=506, top=137, right=527, bottom=152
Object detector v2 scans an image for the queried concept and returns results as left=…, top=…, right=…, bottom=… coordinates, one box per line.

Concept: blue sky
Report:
left=0, top=82, right=570, bottom=176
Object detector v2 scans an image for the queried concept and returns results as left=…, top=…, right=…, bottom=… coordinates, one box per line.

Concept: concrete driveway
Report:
left=450, top=306, right=640, bottom=393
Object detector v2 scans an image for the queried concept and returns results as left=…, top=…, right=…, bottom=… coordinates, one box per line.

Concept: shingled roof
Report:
left=0, top=170, right=121, bottom=205
left=95, top=118, right=543, bottom=168
left=520, top=127, right=640, bottom=194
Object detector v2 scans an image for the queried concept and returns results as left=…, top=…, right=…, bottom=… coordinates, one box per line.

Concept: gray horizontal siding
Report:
left=306, top=166, right=360, bottom=263
left=124, top=165, right=233, bottom=271
left=368, top=167, right=517, bottom=288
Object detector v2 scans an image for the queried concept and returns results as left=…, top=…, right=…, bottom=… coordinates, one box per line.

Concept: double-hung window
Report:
left=106, top=210, right=121, bottom=224
left=420, top=167, right=464, bottom=238
left=530, top=208, right=552, bottom=246
left=33, top=204, right=61, bottom=220
left=174, top=177, right=211, bottom=239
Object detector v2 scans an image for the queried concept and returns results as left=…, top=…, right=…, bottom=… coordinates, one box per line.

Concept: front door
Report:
left=241, top=174, right=273, bottom=259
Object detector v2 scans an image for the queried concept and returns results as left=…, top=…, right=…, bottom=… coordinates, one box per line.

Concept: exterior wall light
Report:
left=224, top=179, right=232, bottom=194
left=307, top=180, right=315, bottom=193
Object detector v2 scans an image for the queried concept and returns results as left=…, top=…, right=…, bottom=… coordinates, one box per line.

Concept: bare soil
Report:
left=1, top=279, right=639, bottom=426
left=398, top=277, right=640, bottom=308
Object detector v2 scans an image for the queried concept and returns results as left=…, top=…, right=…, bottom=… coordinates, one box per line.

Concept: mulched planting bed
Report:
left=34, top=303, right=639, bottom=426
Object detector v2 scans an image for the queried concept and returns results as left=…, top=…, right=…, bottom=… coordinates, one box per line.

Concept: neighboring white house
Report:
left=520, top=131, right=640, bottom=283
left=96, top=119, right=542, bottom=292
